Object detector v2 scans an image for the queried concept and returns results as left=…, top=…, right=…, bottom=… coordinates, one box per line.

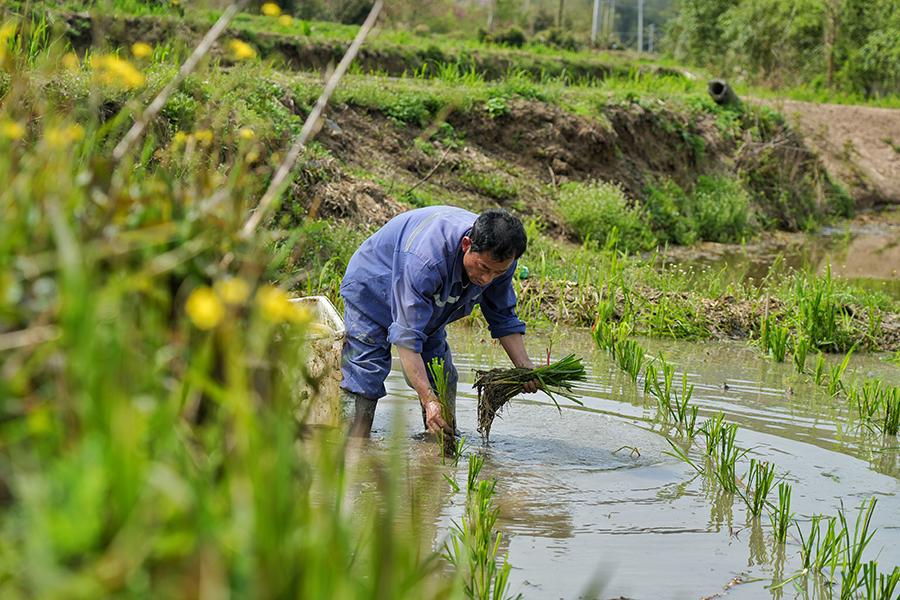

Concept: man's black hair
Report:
left=469, top=209, right=527, bottom=261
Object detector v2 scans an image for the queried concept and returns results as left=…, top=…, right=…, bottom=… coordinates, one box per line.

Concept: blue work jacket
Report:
left=340, top=206, right=526, bottom=353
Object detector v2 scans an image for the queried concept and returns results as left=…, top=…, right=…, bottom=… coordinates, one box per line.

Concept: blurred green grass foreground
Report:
left=0, top=5, right=488, bottom=598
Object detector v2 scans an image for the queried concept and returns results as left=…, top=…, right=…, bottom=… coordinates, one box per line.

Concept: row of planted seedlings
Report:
left=429, top=357, right=521, bottom=600
left=756, top=269, right=899, bottom=437
left=591, top=284, right=899, bottom=597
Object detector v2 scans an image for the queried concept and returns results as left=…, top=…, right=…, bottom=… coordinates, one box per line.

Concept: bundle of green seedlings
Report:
left=474, top=354, right=586, bottom=440
left=428, top=357, right=461, bottom=458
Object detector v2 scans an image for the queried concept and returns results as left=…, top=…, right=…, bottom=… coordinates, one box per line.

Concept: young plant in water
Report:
left=771, top=482, right=792, bottom=544
left=428, top=357, right=457, bottom=458
left=883, top=386, right=899, bottom=436
left=792, top=335, right=810, bottom=373
left=814, top=353, right=828, bottom=386
left=446, top=454, right=520, bottom=600
left=712, top=422, right=742, bottom=494
left=746, top=459, right=776, bottom=517
left=701, top=413, right=727, bottom=457
left=760, top=316, right=789, bottom=362
left=615, top=338, right=645, bottom=383
left=838, top=497, right=877, bottom=598
left=860, top=561, right=899, bottom=600
left=828, top=348, right=854, bottom=397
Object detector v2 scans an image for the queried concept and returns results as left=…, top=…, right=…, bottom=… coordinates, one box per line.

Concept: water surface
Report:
left=364, top=326, right=899, bottom=599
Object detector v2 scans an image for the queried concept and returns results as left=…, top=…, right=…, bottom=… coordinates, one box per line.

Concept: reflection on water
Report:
left=355, top=325, right=899, bottom=599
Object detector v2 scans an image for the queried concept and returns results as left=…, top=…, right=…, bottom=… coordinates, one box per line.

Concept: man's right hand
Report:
left=422, top=395, right=453, bottom=435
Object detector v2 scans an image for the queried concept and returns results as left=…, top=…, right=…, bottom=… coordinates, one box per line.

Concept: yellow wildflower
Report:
left=0, top=119, right=25, bottom=140
left=62, top=52, right=80, bottom=71
left=228, top=39, right=256, bottom=61
left=261, top=3, right=282, bottom=17
left=131, top=42, right=153, bottom=59
left=278, top=15, right=293, bottom=27
left=193, top=129, right=213, bottom=146
left=186, top=287, right=224, bottom=330
left=215, top=278, right=250, bottom=305
left=246, top=150, right=259, bottom=164
left=44, top=123, right=85, bottom=149
left=93, top=54, right=145, bottom=89
left=172, top=131, right=189, bottom=147
left=257, top=286, right=311, bottom=324
left=237, top=127, right=255, bottom=140
left=0, top=22, right=16, bottom=67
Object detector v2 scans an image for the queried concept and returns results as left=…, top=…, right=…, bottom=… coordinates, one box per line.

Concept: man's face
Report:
left=461, top=236, right=514, bottom=287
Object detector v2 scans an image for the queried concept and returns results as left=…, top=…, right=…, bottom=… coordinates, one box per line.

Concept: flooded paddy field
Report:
left=359, top=327, right=899, bottom=599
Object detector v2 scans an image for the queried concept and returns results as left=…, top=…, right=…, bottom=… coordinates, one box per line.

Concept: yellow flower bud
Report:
left=131, top=42, right=153, bottom=59
left=193, top=129, right=213, bottom=146
left=257, top=286, right=311, bottom=324
left=215, top=278, right=250, bottom=305
left=228, top=39, right=256, bottom=61
left=238, top=127, right=255, bottom=140
left=278, top=15, right=293, bottom=27
left=261, top=3, right=282, bottom=17
left=62, top=52, right=80, bottom=71
left=0, top=119, right=25, bottom=140
left=186, top=287, right=225, bottom=330
left=93, top=54, right=145, bottom=89
left=44, top=123, right=85, bottom=149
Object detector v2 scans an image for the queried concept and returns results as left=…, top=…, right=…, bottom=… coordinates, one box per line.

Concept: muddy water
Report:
left=662, top=209, right=900, bottom=299
left=366, top=326, right=899, bottom=599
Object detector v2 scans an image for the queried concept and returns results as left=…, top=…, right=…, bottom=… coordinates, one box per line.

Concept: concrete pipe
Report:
left=708, top=79, right=741, bottom=107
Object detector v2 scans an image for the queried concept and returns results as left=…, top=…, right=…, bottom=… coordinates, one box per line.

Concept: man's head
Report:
left=461, top=209, right=527, bottom=287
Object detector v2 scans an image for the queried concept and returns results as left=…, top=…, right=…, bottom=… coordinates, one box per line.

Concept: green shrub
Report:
left=689, top=176, right=753, bottom=243
left=385, top=95, right=431, bottom=125
left=484, top=93, right=510, bottom=118
left=558, top=181, right=655, bottom=252
left=490, top=26, right=527, bottom=48
left=459, top=168, right=518, bottom=201
left=643, top=178, right=698, bottom=245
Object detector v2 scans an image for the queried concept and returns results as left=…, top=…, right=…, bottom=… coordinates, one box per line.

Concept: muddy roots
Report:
left=474, top=367, right=532, bottom=441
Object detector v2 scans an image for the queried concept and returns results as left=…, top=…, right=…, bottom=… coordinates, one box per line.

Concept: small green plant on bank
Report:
left=459, top=167, right=518, bottom=201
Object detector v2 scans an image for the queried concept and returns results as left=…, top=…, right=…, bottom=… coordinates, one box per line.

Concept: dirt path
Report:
left=766, top=100, right=900, bottom=207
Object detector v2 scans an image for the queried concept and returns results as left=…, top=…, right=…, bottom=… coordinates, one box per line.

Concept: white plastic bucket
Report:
left=289, top=295, right=345, bottom=426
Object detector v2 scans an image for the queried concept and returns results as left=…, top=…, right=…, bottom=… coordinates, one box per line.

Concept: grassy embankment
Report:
left=6, top=4, right=893, bottom=353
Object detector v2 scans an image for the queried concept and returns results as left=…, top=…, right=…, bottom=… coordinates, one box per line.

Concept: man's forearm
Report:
left=397, top=345, right=436, bottom=404
left=498, top=333, right=534, bottom=369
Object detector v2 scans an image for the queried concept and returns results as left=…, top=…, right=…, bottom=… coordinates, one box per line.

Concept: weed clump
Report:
left=558, top=181, right=654, bottom=252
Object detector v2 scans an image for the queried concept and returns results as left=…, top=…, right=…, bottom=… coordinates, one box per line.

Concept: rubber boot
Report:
left=340, top=388, right=377, bottom=438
